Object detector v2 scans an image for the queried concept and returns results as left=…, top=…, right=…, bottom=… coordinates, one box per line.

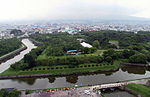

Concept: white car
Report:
left=84, top=90, right=90, bottom=95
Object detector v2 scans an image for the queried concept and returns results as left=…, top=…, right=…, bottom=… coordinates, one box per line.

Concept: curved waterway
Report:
left=0, top=40, right=150, bottom=90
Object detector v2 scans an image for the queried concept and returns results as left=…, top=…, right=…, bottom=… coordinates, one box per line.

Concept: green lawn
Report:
left=109, top=40, right=119, bottom=48
left=90, top=50, right=105, bottom=56
left=0, top=61, right=120, bottom=76
left=124, top=83, right=150, bottom=97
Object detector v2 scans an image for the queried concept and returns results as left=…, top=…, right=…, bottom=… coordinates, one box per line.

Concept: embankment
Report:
left=0, top=69, right=118, bottom=79
left=120, top=62, right=147, bottom=67
left=0, top=45, right=27, bottom=64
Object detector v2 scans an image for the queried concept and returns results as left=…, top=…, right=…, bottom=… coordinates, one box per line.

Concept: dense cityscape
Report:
left=1, top=21, right=150, bottom=39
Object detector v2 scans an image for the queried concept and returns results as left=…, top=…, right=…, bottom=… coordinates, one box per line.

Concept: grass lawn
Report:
left=124, top=83, right=150, bottom=97
left=0, top=60, right=120, bottom=76
left=109, top=40, right=119, bottom=48
left=90, top=50, right=105, bottom=56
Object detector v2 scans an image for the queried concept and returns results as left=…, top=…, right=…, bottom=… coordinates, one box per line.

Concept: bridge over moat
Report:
left=86, top=77, right=150, bottom=96
left=91, top=82, right=128, bottom=92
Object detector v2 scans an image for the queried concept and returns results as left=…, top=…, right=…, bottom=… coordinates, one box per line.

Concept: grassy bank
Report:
left=124, top=83, right=150, bottom=97
left=0, top=60, right=120, bottom=76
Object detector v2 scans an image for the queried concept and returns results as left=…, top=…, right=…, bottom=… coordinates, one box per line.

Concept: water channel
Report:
left=0, top=39, right=150, bottom=91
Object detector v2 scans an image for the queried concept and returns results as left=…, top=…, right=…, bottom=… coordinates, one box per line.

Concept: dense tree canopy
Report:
left=30, top=33, right=83, bottom=52
left=0, top=38, right=22, bottom=57
left=129, top=54, right=147, bottom=64
left=103, top=49, right=118, bottom=60
left=45, top=46, right=65, bottom=56
left=81, top=31, right=150, bottom=49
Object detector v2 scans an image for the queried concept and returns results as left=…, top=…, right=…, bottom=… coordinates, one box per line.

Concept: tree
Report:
left=83, top=47, right=97, bottom=54
left=103, top=49, right=118, bottom=60
left=122, top=50, right=135, bottom=58
left=107, top=44, right=117, bottom=49
left=83, top=47, right=89, bottom=54
left=105, top=56, right=112, bottom=63
left=129, top=45, right=143, bottom=51
left=129, top=54, right=147, bottom=64
left=100, top=38, right=109, bottom=47
left=11, top=62, right=29, bottom=70
left=67, top=57, right=79, bottom=66
left=24, top=54, right=36, bottom=67
left=46, top=46, right=64, bottom=56
left=92, top=40, right=100, bottom=49
left=146, top=53, right=150, bottom=62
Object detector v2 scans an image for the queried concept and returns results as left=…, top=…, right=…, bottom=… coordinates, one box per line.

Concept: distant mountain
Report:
left=45, top=15, right=150, bottom=23
left=2, top=15, right=150, bottom=24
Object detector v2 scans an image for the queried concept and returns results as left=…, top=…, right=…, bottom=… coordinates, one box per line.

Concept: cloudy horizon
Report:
left=0, top=0, right=150, bottom=22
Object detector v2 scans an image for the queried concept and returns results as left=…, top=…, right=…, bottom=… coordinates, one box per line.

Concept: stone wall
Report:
left=0, top=69, right=118, bottom=79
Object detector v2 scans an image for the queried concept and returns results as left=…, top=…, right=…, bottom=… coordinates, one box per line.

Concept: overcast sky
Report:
left=0, top=0, right=150, bottom=22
